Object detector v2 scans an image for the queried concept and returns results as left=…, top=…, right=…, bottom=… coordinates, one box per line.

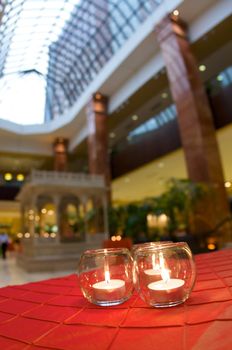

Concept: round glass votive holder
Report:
left=131, top=241, right=173, bottom=257
left=132, top=241, right=173, bottom=289
left=134, top=242, right=196, bottom=308
left=78, top=248, right=134, bottom=306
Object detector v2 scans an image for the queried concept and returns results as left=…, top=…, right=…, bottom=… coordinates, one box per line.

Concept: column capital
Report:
left=86, top=92, right=108, bottom=118
left=156, top=15, right=187, bottom=40
left=53, top=137, right=69, bottom=152
left=53, top=137, right=69, bottom=171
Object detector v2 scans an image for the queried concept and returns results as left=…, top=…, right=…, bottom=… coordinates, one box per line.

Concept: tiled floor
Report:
left=0, top=253, right=75, bottom=288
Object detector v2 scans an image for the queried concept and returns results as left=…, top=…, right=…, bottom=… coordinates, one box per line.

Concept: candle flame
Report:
left=105, top=270, right=110, bottom=283
left=152, top=253, right=159, bottom=270
left=161, top=268, right=170, bottom=283
left=104, top=261, right=111, bottom=284
left=159, top=252, right=170, bottom=283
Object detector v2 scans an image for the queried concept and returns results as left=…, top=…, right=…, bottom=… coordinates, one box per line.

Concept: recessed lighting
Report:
left=158, top=162, right=164, bottom=168
left=4, top=173, right=13, bottom=181
left=161, top=92, right=168, bottom=99
left=132, top=115, right=138, bottom=121
left=199, top=65, right=206, bottom=72
left=41, top=208, right=47, bottom=214
left=17, top=173, right=24, bottom=181
left=173, top=9, right=179, bottom=16
left=109, top=132, right=115, bottom=138
left=225, top=181, right=231, bottom=188
left=125, top=177, right=130, bottom=183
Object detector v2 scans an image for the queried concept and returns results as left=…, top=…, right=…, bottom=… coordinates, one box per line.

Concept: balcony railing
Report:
left=29, top=170, right=105, bottom=188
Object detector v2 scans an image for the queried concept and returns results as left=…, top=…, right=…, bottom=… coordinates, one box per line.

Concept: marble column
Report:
left=156, top=15, right=231, bottom=245
left=53, top=195, right=61, bottom=243
left=53, top=137, right=69, bottom=172
left=86, top=92, right=111, bottom=202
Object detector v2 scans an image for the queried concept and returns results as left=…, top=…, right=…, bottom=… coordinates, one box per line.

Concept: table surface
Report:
left=0, top=249, right=232, bottom=350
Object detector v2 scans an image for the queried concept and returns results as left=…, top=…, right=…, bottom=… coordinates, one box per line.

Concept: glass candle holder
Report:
left=132, top=241, right=173, bottom=257
left=134, top=242, right=196, bottom=307
left=78, top=248, right=134, bottom=306
left=132, top=241, right=173, bottom=288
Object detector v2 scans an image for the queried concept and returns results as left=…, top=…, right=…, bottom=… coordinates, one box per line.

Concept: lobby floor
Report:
left=0, top=252, right=75, bottom=288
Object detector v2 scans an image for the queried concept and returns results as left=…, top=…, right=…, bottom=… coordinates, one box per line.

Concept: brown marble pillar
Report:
left=86, top=92, right=111, bottom=202
left=156, top=15, right=231, bottom=245
left=53, top=137, right=69, bottom=172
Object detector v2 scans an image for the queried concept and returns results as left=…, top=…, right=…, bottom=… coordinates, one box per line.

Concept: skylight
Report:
left=0, top=0, right=78, bottom=125
left=129, top=105, right=177, bottom=140
left=0, top=71, right=46, bottom=125
left=0, top=0, right=163, bottom=125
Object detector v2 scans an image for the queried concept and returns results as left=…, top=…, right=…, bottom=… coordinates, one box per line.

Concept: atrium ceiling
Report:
left=0, top=0, right=163, bottom=122
left=0, top=0, right=231, bottom=202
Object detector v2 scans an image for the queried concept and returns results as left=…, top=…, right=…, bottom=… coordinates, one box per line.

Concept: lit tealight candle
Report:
left=144, top=267, right=161, bottom=283
left=144, top=253, right=161, bottom=283
left=93, top=267, right=125, bottom=301
left=148, top=266, right=184, bottom=304
left=148, top=278, right=184, bottom=303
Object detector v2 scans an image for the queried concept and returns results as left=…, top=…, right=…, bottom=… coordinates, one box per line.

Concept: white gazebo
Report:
left=16, top=170, right=109, bottom=272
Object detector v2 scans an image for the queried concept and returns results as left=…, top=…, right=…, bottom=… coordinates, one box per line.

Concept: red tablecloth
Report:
left=0, top=249, right=232, bottom=350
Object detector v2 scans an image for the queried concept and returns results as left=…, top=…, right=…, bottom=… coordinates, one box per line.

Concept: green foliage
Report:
left=108, top=203, right=150, bottom=239
left=108, top=178, right=207, bottom=240
left=148, top=178, right=206, bottom=233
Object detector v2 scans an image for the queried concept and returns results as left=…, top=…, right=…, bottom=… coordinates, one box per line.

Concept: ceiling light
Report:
left=132, top=115, right=138, bottom=121
left=161, top=92, right=168, bottom=99
left=125, top=177, right=130, bottom=183
left=225, top=181, right=231, bottom=188
left=47, top=210, right=54, bottom=215
left=109, top=132, right=115, bottom=138
left=217, top=75, right=223, bottom=82
left=173, top=9, right=179, bottom=16
left=4, top=173, right=13, bottom=181
left=199, top=65, right=206, bottom=72
left=17, top=173, right=24, bottom=181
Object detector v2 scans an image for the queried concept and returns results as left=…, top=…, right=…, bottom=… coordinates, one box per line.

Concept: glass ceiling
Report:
left=128, top=104, right=177, bottom=141
left=0, top=0, right=163, bottom=125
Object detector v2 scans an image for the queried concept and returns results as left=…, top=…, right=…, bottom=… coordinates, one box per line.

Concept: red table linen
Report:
left=0, top=249, right=231, bottom=350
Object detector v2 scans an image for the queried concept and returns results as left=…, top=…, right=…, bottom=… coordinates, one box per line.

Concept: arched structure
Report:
left=16, top=170, right=108, bottom=272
